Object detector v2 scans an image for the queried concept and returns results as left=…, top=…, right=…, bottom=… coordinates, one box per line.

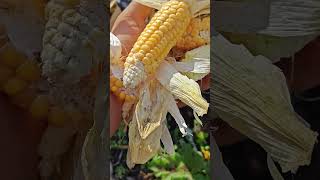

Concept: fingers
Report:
left=111, top=2, right=152, bottom=33
left=110, top=93, right=122, bottom=137
left=111, top=2, right=153, bottom=56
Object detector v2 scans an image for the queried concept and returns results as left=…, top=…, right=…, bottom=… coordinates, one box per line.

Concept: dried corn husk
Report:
left=216, top=0, right=320, bottom=37
left=156, top=61, right=209, bottom=117
left=214, top=0, right=320, bottom=62
left=173, top=45, right=210, bottom=81
left=210, top=34, right=318, bottom=179
left=80, top=62, right=109, bottom=180
left=133, top=0, right=210, bottom=16
left=259, top=0, right=320, bottom=37
left=221, top=32, right=316, bottom=62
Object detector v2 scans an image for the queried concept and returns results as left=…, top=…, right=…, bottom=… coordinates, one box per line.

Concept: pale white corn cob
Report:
left=41, top=0, right=108, bottom=85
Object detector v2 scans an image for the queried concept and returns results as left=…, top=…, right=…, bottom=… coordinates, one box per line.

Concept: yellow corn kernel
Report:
left=123, top=0, right=191, bottom=88
left=3, top=77, right=28, bottom=96
left=175, top=17, right=210, bottom=51
left=48, top=106, right=68, bottom=127
left=119, top=92, right=126, bottom=101
left=115, top=80, right=123, bottom=88
left=16, top=61, right=41, bottom=81
left=111, top=86, right=118, bottom=92
left=0, top=66, right=14, bottom=85
left=11, top=88, right=37, bottom=109
left=110, top=76, right=117, bottom=83
left=125, top=95, right=131, bottom=102
left=0, top=45, right=26, bottom=68
left=29, top=95, right=50, bottom=120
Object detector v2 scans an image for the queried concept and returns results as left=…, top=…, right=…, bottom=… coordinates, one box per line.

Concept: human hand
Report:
left=110, top=2, right=153, bottom=136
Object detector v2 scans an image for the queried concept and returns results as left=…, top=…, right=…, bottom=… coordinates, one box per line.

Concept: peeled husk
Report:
left=210, top=34, right=318, bottom=177
left=173, top=45, right=210, bottom=81
left=156, top=61, right=209, bottom=116
left=259, top=0, right=320, bottom=37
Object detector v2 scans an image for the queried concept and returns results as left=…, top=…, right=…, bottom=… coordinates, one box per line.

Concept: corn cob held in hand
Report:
left=123, top=0, right=192, bottom=89
left=111, top=0, right=210, bottom=168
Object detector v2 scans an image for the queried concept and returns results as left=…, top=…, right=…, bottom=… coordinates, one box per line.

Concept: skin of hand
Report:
left=110, top=2, right=153, bottom=137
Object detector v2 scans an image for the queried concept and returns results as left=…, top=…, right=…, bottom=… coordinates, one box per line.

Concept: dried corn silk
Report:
left=210, top=35, right=318, bottom=179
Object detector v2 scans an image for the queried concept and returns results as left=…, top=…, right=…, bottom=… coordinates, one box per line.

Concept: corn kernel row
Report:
left=176, top=16, right=210, bottom=51
left=110, top=75, right=136, bottom=102
left=123, top=0, right=192, bottom=89
left=0, top=44, right=84, bottom=127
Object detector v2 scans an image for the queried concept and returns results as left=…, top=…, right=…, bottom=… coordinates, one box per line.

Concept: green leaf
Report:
left=155, top=171, right=170, bottom=178
left=164, top=171, right=193, bottom=180
left=193, top=173, right=210, bottom=180
left=178, top=143, right=207, bottom=174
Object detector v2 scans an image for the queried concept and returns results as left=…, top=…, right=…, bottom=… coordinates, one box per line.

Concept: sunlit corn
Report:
left=123, top=0, right=192, bottom=89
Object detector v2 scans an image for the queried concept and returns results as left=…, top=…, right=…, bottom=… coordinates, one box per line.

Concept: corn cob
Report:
left=0, top=43, right=27, bottom=68
left=110, top=75, right=136, bottom=102
left=175, top=16, right=210, bottom=51
left=41, top=0, right=108, bottom=85
left=0, top=44, right=90, bottom=128
left=123, top=0, right=192, bottom=89
left=16, top=60, right=41, bottom=82
left=0, top=66, right=14, bottom=85
left=110, top=74, right=137, bottom=121
left=2, top=77, right=28, bottom=96
left=11, top=87, right=37, bottom=108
